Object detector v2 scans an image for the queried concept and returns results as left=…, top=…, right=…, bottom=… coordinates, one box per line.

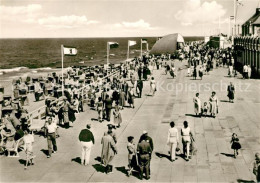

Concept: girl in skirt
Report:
left=230, top=133, right=241, bottom=158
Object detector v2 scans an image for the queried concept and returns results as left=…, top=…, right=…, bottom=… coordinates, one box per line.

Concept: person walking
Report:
left=45, top=117, right=58, bottom=158
left=127, top=136, right=136, bottom=176
left=193, top=93, right=202, bottom=116
left=253, top=153, right=260, bottom=182
left=101, top=130, right=117, bottom=174
left=113, top=105, right=122, bottom=128
left=78, top=124, right=95, bottom=165
left=23, top=129, right=35, bottom=170
left=118, top=89, right=125, bottom=109
left=181, top=121, right=193, bottom=161
left=230, top=133, right=241, bottom=158
left=209, top=91, right=219, bottom=118
left=167, top=121, right=179, bottom=162
left=127, top=87, right=135, bottom=108
left=150, top=77, right=156, bottom=96
left=136, top=79, right=143, bottom=98
left=104, top=95, right=113, bottom=121
left=137, top=138, right=152, bottom=180
left=227, top=82, right=235, bottom=103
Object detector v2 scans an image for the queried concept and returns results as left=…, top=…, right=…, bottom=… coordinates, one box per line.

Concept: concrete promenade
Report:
left=1, top=60, right=260, bottom=182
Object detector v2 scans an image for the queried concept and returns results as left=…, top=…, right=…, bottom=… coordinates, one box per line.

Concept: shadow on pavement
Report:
left=40, top=149, right=49, bottom=156
left=237, top=179, right=255, bottom=183
left=19, top=159, right=26, bottom=165
left=185, top=114, right=201, bottom=118
left=91, top=118, right=99, bottom=121
left=92, top=164, right=106, bottom=173
left=220, top=153, right=234, bottom=158
left=94, top=156, right=102, bottom=163
left=220, top=100, right=230, bottom=103
left=71, top=157, right=81, bottom=164
left=116, top=166, right=140, bottom=179
left=155, top=152, right=170, bottom=161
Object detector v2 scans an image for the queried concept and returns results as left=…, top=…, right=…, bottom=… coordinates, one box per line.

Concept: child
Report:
left=253, top=153, right=260, bottom=182
left=113, top=105, right=122, bottom=128
left=187, top=67, right=191, bottom=77
left=23, top=129, right=35, bottom=170
left=127, top=136, right=136, bottom=176
left=202, top=102, right=208, bottom=117
left=230, top=133, right=241, bottom=158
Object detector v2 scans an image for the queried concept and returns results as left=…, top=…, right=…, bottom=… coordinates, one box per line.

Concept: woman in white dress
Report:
left=150, top=77, right=156, bottom=96
left=193, top=93, right=201, bottom=116
left=209, top=91, right=219, bottom=118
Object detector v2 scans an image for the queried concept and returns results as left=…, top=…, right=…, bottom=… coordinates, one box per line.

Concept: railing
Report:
left=26, top=67, right=122, bottom=125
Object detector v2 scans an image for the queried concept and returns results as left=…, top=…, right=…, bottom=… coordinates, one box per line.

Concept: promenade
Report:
left=1, top=60, right=260, bottom=182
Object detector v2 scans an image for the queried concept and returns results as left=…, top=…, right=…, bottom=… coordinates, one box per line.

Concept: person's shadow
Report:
left=71, top=157, right=81, bottom=165
left=18, top=159, right=26, bottom=165
left=220, top=153, right=234, bottom=158
left=116, top=166, right=141, bottom=179
left=237, top=179, right=254, bottom=183
left=92, top=164, right=107, bottom=173
left=155, top=152, right=171, bottom=161
left=40, top=149, right=49, bottom=156
left=185, top=114, right=201, bottom=118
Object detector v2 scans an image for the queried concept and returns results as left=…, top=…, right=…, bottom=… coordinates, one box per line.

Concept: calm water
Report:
left=0, top=37, right=203, bottom=69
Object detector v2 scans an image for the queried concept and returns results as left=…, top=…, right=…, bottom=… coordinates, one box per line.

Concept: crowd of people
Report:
left=0, top=40, right=259, bottom=182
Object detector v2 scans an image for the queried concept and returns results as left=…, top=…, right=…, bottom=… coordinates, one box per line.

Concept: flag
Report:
left=108, top=42, right=119, bottom=49
left=230, top=16, right=234, bottom=20
left=63, top=46, right=77, bottom=56
left=128, top=40, right=136, bottom=46
left=141, top=39, right=147, bottom=44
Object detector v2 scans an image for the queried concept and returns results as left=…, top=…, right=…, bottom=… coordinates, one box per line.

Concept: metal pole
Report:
left=234, top=0, right=237, bottom=36
left=140, top=39, right=142, bottom=57
left=61, top=45, right=64, bottom=96
left=127, top=40, right=129, bottom=60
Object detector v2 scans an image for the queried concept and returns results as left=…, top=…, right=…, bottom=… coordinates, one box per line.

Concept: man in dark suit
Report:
left=137, top=79, right=143, bottom=98
left=104, top=94, right=113, bottom=121
left=137, top=138, right=152, bottom=180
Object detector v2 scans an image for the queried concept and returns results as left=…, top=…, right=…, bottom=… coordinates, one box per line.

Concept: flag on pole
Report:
left=108, top=42, right=119, bottom=49
left=63, top=46, right=77, bottom=56
left=128, top=40, right=136, bottom=46
left=141, top=39, right=147, bottom=44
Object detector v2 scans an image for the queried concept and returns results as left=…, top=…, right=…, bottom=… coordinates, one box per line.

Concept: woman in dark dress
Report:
left=227, top=82, right=235, bottom=103
left=230, top=133, right=241, bottom=158
left=193, top=67, right=197, bottom=80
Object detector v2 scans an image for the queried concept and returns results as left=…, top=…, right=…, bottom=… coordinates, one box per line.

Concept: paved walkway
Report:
left=1, top=61, right=260, bottom=182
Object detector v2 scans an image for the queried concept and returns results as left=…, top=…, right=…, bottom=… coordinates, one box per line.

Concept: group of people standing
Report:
left=193, top=92, right=219, bottom=118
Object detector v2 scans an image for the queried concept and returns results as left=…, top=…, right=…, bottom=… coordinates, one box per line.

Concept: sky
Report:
left=0, top=0, right=259, bottom=38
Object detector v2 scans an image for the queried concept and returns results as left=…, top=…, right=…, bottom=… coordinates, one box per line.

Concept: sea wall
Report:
left=234, top=36, right=260, bottom=78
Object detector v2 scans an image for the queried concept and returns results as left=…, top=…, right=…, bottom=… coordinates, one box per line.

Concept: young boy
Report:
left=202, top=102, right=208, bottom=117
left=127, top=136, right=136, bottom=176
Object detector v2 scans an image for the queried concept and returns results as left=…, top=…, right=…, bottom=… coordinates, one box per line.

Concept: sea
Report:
left=0, top=36, right=203, bottom=92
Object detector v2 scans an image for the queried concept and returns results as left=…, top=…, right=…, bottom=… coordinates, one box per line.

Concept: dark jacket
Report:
left=79, top=129, right=95, bottom=144
left=105, top=98, right=113, bottom=109
left=139, top=135, right=154, bottom=151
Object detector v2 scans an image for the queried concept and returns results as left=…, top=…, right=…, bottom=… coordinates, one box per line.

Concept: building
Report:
left=242, top=8, right=260, bottom=37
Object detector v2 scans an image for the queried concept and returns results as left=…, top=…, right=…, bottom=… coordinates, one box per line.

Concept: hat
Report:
left=86, top=124, right=91, bottom=129
left=143, top=130, right=148, bottom=134
left=107, top=124, right=115, bottom=129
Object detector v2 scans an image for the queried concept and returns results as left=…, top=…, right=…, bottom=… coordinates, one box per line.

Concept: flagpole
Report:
left=140, top=39, right=142, bottom=57
left=127, top=41, right=129, bottom=60
left=107, top=42, right=109, bottom=76
left=61, top=45, right=64, bottom=96
left=233, top=0, right=236, bottom=36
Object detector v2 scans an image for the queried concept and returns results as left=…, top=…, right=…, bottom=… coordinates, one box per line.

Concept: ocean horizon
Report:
left=0, top=36, right=204, bottom=70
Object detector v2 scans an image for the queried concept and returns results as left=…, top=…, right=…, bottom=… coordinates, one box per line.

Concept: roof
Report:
left=252, top=16, right=260, bottom=25
left=243, top=8, right=260, bottom=26
left=150, top=33, right=184, bottom=55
